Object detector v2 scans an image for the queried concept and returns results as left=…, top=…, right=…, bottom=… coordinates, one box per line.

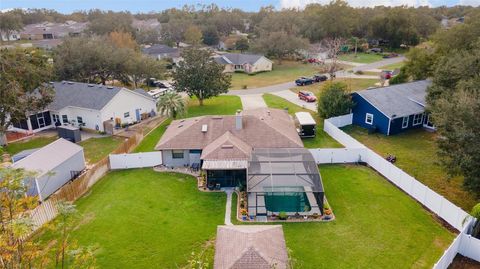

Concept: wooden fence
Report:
left=29, top=130, right=144, bottom=231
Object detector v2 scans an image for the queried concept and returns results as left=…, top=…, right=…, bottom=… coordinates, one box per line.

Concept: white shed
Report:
left=294, top=112, right=317, bottom=138
left=12, top=138, right=86, bottom=201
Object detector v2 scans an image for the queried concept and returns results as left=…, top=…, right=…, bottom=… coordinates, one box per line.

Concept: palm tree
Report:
left=157, top=92, right=186, bottom=119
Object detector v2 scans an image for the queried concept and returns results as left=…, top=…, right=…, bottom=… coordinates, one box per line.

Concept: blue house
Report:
left=351, top=80, right=435, bottom=135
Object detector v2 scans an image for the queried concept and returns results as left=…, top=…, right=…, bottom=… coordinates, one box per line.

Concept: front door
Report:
left=135, top=109, right=141, bottom=122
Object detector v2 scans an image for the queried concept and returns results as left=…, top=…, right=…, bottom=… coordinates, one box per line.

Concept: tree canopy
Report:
left=172, top=48, right=231, bottom=106
left=317, top=81, right=354, bottom=118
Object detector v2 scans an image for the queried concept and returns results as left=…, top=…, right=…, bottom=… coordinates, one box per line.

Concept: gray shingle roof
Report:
left=48, top=81, right=122, bottom=111
left=217, top=53, right=268, bottom=65
left=356, top=80, right=431, bottom=119
left=142, top=44, right=178, bottom=56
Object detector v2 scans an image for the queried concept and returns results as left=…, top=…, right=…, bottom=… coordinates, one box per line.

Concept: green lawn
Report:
left=133, top=119, right=171, bottom=152
left=4, top=136, right=57, bottom=155
left=283, top=165, right=454, bottom=268
left=185, top=95, right=242, bottom=117
left=338, top=52, right=385, bottom=63
left=380, top=61, right=405, bottom=70
left=230, top=61, right=354, bottom=90
left=36, top=169, right=225, bottom=268
left=342, top=126, right=479, bottom=211
left=263, top=93, right=342, bottom=148
left=79, top=136, right=123, bottom=164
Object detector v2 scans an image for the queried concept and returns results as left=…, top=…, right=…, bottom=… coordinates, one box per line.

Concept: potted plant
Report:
left=278, top=211, right=288, bottom=220
left=270, top=213, right=277, bottom=220
left=240, top=209, right=248, bottom=221
left=312, top=213, right=319, bottom=219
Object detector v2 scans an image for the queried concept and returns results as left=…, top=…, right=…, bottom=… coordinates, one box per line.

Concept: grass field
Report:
left=79, top=136, right=123, bottom=164
left=338, top=52, right=385, bottom=63
left=282, top=165, right=454, bottom=268
left=133, top=119, right=171, bottom=152
left=343, top=126, right=479, bottom=211
left=290, top=78, right=380, bottom=96
left=185, top=95, right=242, bottom=117
left=380, top=61, right=405, bottom=70
left=3, top=136, right=57, bottom=156
left=262, top=93, right=342, bottom=148
left=36, top=169, right=225, bottom=268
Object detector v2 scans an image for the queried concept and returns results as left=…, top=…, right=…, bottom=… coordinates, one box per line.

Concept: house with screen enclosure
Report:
left=351, top=80, right=435, bottom=135
left=155, top=108, right=324, bottom=218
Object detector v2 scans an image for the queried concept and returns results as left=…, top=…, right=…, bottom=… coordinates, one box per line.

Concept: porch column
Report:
left=26, top=117, right=33, bottom=133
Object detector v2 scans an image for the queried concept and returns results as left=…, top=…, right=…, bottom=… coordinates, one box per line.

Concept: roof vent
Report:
left=201, top=124, right=208, bottom=133
left=107, top=86, right=114, bottom=89
left=221, top=144, right=233, bottom=149
left=87, top=84, right=94, bottom=87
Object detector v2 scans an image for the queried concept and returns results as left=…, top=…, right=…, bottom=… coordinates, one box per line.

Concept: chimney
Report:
left=235, top=110, right=243, bottom=130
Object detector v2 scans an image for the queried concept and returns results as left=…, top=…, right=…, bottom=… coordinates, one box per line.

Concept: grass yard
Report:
left=79, top=136, right=123, bottom=164
left=343, top=126, right=479, bottom=211
left=380, top=61, right=405, bottom=70
left=262, top=94, right=342, bottom=148
left=290, top=78, right=380, bottom=96
left=36, top=169, right=226, bottom=268
left=3, top=136, right=57, bottom=156
left=283, top=165, right=455, bottom=268
left=338, top=52, right=385, bottom=63
left=133, top=119, right=171, bottom=152
left=185, top=95, right=242, bottom=117
left=230, top=61, right=353, bottom=90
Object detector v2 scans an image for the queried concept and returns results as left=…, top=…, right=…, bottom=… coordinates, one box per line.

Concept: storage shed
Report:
left=12, top=138, right=86, bottom=201
left=294, top=112, right=316, bottom=138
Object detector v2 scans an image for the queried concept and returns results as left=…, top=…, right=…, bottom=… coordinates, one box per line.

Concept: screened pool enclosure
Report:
left=247, top=148, right=324, bottom=217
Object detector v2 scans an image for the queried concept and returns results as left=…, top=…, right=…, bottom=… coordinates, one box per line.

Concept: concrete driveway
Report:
left=240, top=94, right=267, bottom=109
left=271, top=90, right=316, bottom=112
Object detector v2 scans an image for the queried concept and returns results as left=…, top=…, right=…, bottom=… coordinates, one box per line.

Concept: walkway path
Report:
left=223, top=188, right=233, bottom=226
left=240, top=94, right=267, bottom=109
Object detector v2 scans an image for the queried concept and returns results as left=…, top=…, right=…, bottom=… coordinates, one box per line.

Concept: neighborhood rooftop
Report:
left=12, top=138, right=83, bottom=177
left=214, top=53, right=267, bottom=65
left=155, top=108, right=303, bottom=153
left=47, top=81, right=152, bottom=111
left=356, top=80, right=431, bottom=119
left=142, top=44, right=179, bottom=55
left=214, top=225, right=288, bottom=269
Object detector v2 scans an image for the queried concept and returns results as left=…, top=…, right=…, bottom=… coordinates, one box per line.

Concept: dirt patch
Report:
left=449, top=254, right=480, bottom=269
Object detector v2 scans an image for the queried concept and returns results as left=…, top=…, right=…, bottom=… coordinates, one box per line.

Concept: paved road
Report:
left=240, top=94, right=267, bottom=109
left=228, top=81, right=296, bottom=96
left=352, top=56, right=405, bottom=72
left=271, top=90, right=316, bottom=112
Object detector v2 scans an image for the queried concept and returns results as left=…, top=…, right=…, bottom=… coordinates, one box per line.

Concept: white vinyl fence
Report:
left=318, top=114, right=480, bottom=268
left=109, top=152, right=162, bottom=170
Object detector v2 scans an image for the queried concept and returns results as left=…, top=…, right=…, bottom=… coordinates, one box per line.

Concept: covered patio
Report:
left=247, top=148, right=324, bottom=217
left=202, top=159, right=247, bottom=189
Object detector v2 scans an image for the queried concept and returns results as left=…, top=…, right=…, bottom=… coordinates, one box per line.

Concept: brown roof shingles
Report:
left=155, top=108, right=303, bottom=157
left=214, top=225, right=288, bottom=269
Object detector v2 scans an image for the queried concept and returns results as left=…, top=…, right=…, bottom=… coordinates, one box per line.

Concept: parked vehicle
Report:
left=381, top=70, right=393, bottom=79
left=313, top=74, right=328, bottom=82
left=295, top=77, right=314, bottom=86
left=298, top=91, right=317, bottom=102
left=367, top=48, right=383, bottom=53
left=148, top=88, right=172, bottom=100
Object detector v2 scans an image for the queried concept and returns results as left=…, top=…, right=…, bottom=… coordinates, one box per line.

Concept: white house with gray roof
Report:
left=9, top=81, right=156, bottom=134
left=213, top=53, right=272, bottom=74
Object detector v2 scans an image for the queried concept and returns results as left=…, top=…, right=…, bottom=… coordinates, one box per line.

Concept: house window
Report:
left=412, top=113, right=423, bottom=126
left=172, top=150, right=184, bottom=159
left=53, top=114, right=60, bottom=123
left=62, top=115, right=68, bottom=123
left=77, top=116, right=83, bottom=124
left=365, top=113, right=374, bottom=125
left=402, top=116, right=409, bottom=129
left=234, top=65, right=243, bottom=70
left=124, top=112, right=130, bottom=118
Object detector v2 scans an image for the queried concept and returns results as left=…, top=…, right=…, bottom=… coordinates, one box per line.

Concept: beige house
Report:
left=214, top=53, right=273, bottom=74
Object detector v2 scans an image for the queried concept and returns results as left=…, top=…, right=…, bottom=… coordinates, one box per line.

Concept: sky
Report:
left=0, top=0, right=478, bottom=13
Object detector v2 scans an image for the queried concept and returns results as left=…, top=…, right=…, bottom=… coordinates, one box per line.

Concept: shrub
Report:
left=389, top=66, right=409, bottom=85
left=278, top=211, right=288, bottom=220
left=242, top=85, right=248, bottom=89
left=354, top=70, right=364, bottom=75
left=317, top=82, right=354, bottom=119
